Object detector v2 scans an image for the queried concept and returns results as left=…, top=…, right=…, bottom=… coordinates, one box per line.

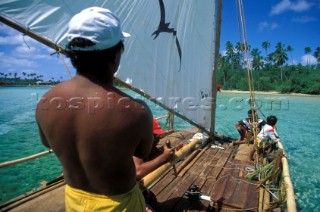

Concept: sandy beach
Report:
left=220, top=90, right=319, bottom=97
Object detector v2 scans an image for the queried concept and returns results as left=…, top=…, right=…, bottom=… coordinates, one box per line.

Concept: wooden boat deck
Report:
left=149, top=141, right=259, bottom=211
left=2, top=131, right=262, bottom=212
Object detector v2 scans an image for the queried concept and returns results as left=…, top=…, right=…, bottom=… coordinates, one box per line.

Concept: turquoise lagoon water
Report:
left=0, top=87, right=320, bottom=211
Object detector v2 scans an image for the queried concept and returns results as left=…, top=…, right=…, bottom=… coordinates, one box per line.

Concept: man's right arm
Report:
left=133, top=145, right=174, bottom=180
left=133, top=101, right=154, bottom=160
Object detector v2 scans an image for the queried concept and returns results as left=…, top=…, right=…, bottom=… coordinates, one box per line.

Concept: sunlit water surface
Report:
left=0, top=87, right=319, bottom=211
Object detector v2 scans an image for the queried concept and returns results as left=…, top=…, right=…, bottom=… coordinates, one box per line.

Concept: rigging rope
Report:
left=236, top=0, right=258, bottom=141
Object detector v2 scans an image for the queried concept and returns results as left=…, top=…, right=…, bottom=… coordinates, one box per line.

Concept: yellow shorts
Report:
left=65, top=183, right=146, bottom=212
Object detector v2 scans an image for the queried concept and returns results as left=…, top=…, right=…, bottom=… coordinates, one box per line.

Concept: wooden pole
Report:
left=141, top=137, right=201, bottom=188
left=0, top=150, right=53, bottom=168
left=277, top=142, right=296, bottom=212
left=210, top=0, right=222, bottom=136
left=114, top=77, right=211, bottom=135
left=263, top=181, right=270, bottom=211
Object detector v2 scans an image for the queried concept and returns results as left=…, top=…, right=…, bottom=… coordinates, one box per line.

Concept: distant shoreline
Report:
left=220, top=90, right=319, bottom=97
left=1, top=85, right=319, bottom=97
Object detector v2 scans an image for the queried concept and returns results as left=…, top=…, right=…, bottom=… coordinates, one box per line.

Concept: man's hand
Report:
left=162, top=145, right=175, bottom=162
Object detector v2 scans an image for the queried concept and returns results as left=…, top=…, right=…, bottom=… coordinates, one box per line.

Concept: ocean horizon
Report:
left=1, top=86, right=319, bottom=211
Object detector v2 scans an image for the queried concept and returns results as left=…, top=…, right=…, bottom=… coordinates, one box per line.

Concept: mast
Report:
left=210, top=0, right=222, bottom=136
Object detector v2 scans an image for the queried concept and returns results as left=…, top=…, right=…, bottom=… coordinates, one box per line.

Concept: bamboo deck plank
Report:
left=156, top=173, right=198, bottom=211
left=150, top=142, right=261, bottom=212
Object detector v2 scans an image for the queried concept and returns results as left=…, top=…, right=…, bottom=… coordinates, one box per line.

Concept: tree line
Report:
left=0, top=72, right=62, bottom=86
left=217, top=41, right=320, bottom=94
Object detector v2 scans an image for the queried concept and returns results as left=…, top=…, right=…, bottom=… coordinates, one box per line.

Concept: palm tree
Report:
left=274, top=43, right=288, bottom=66
left=304, top=47, right=311, bottom=65
left=235, top=42, right=244, bottom=68
left=225, top=41, right=234, bottom=64
left=250, top=48, right=261, bottom=59
left=262, top=41, right=270, bottom=57
left=252, top=56, right=264, bottom=70
left=286, top=45, right=294, bottom=65
left=274, top=42, right=288, bottom=81
left=250, top=48, right=263, bottom=70
left=314, top=47, right=320, bottom=64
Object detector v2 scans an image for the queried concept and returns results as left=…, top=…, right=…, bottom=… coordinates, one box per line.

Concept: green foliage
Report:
left=218, top=41, right=320, bottom=95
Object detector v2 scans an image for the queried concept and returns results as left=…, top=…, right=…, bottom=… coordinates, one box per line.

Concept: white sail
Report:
left=0, top=0, right=217, bottom=129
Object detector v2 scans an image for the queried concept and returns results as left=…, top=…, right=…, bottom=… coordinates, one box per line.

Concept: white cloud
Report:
left=270, top=23, right=280, bottom=30
left=270, top=0, right=313, bottom=15
left=291, top=15, right=317, bottom=23
left=291, top=0, right=312, bottom=11
left=301, top=54, right=317, bottom=65
left=271, top=0, right=291, bottom=15
left=13, top=45, right=52, bottom=60
left=0, top=24, right=22, bottom=36
left=258, top=21, right=279, bottom=32
left=291, top=59, right=298, bottom=65
left=0, top=52, right=36, bottom=69
left=0, top=34, right=23, bottom=45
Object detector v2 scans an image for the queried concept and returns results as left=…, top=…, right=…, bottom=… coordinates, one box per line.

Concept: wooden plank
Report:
left=157, top=173, right=198, bottom=212
left=206, top=145, right=234, bottom=179
left=193, top=147, right=222, bottom=177
left=220, top=159, right=255, bottom=179
left=176, top=149, right=201, bottom=177
left=178, top=144, right=213, bottom=178
left=188, top=148, right=219, bottom=176
left=170, top=176, right=209, bottom=212
left=151, top=167, right=179, bottom=195
left=154, top=174, right=185, bottom=202
left=234, top=144, right=253, bottom=161
left=210, top=174, right=259, bottom=210
left=227, top=178, right=258, bottom=209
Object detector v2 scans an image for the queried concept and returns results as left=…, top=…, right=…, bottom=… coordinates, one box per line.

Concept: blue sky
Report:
left=0, top=0, right=319, bottom=81
left=221, top=0, right=319, bottom=65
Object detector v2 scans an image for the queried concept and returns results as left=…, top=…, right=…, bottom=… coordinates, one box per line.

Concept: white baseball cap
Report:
left=66, top=7, right=130, bottom=51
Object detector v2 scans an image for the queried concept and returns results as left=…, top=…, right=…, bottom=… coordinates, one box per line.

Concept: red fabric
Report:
left=153, top=119, right=166, bottom=135
left=216, top=84, right=221, bottom=92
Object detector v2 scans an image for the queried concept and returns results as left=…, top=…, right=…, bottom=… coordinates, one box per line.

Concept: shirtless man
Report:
left=36, top=7, right=153, bottom=211
left=231, top=109, right=266, bottom=146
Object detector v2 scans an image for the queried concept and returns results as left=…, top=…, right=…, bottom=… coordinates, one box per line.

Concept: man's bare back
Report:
left=36, top=75, right=153, bottom=195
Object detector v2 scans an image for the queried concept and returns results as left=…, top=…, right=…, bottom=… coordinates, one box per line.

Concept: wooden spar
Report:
left=141, top=137, right=201, bottom=188
left=0, top=16, right=65, bottom=54
left=277, top=142, right=297, bottom=212
left=210, top=0, right=222, bottom=136
left=114, top=78, right=211, bottom=136
left=0, top=150, right=53, bottom=168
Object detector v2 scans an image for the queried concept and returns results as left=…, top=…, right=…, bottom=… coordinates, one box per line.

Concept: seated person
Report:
left=231, top=109, right=266, bottom=146
left=250, top=115, right=281, bottom=160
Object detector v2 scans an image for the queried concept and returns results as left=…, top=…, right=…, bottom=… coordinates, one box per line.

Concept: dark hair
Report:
left=248, top=109, right=256, bottom=115
left=267, top=115, right=277, bottom=126
left=65, top=38, right=124, bottom=76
